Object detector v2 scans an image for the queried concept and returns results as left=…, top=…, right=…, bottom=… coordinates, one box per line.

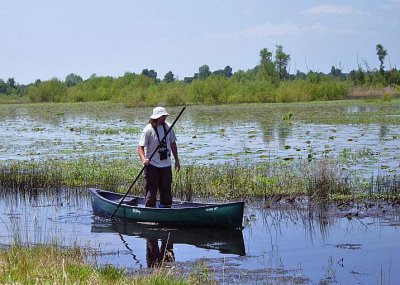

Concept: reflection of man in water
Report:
left=146, top=238, right=174, bottom=268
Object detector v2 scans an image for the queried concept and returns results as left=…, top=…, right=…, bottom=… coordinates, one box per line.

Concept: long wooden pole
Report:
left=110, top=106, right=186, bottom=218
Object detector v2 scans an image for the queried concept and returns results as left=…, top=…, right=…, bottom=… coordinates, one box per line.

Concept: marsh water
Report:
left=0, top=188, right=399, bottom=284
left=1, top=102, right=399, bottom=176
left=1, top=102, right=400, bottom=284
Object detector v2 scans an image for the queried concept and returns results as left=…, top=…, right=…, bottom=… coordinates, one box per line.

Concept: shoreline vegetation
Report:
left=1, top=45, right=399, bottom=106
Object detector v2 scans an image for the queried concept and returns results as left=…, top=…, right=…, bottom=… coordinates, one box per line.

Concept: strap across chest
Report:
left=153, top=123, right=168, bottom=143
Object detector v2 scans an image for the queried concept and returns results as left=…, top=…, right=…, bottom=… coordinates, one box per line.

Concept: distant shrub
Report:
left=27, top=78, right=67, bottom=103
left=276, top=80, right=310, bottom=102
left=382, top=93, right=393, bottom=102
left=307, top=79, right=351, bottom=101
left=227, top=80, right=276, bottom=103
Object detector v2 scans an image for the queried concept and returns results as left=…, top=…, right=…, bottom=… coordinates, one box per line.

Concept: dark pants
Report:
left=146, top=238, right=174, bottom=268
left=144, top=164, right=172, bottom=207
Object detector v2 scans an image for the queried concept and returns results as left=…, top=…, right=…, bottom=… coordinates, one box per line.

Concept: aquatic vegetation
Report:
left=281, top=111, right=293, bottom=121
left=122, top=126, right=141, bottom=134
left=305, top=160, right=352, bottom=201
left=94, top=127, right=120, bottom=135
left=0, top=245, right=190, bottom=284
left=339, top=147, right=373, bottom=163
left=188, top=262, right=216, bottom=285
left=368, top=174, right=400, bottom=199
left=0, top=157, right=398, bottom=202
left=0, top=100, right=399, bottom=202
left=0, top=158, right=140, bottom=191
left=382, top=93, right=393, bottom=102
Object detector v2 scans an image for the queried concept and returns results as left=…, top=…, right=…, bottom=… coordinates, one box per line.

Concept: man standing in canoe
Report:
left=138, top=107, right=181, bottom=208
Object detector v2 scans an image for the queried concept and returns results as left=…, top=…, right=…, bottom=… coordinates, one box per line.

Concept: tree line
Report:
left=1, top=44, right=399, bottom=106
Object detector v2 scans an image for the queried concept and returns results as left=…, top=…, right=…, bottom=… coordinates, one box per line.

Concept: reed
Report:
left=0, top=158, right=138, bottom=190
left=188, top=262, right=216, bottom=285
left=368, top=174, right=399, bottom=199
left=0, top=158, right=399, bottom=202
left=305, top=160, right=352, bottom=202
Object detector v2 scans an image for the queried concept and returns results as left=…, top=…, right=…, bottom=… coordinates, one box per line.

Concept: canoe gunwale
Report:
left=88, top=187, right=244, bottom=210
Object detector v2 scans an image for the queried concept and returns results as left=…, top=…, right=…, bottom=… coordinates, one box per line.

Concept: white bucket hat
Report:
left=150, top=106, right=169, bottom=119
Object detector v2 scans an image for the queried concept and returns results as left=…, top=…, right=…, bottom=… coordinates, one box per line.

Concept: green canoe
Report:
left=88, top=188, right=244, bottom=229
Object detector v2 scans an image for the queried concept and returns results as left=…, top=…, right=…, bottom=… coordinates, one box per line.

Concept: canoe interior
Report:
left=97, top=189, right=222, bottom=209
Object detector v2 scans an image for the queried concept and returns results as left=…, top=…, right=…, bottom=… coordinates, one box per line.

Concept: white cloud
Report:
left=213, top=21, right=357, bottom=40
left=215, top=23, right=301, bottom=39
left=305, top=23, right=358, bottom=35
left=302, top=5, right=366, bottom=16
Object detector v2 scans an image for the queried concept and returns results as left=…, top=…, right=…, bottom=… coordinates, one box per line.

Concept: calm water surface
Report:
left=0, top=189, right=398, bottom=285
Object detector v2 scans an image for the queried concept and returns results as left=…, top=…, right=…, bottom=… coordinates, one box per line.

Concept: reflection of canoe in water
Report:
left=88, top=188, right=244, bottom=229
left=91, top=218, right=246, bottom=256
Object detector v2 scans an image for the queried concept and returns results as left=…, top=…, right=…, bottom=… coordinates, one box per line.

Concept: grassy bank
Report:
left=1, top=158, right=398, bottom=203
left=0, top=245, right=213, bottom=284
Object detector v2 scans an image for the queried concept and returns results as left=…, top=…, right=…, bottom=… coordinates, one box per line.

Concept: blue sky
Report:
left=1, top=0, right=399, bottom=84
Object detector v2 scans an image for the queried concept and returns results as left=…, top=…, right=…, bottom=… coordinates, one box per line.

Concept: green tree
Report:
left=329, top=66, right=346, bottom=81
left=224, top=66, right=233, bottom=78
left=0, top=79, right=7, bottom=94
left=295, top=70, right=307, bottom=80
left=260, top=48, right=273, bottom=64
left=258, top=48, right=278, bottom=83
left=0, top=78, right=19, bottom=95
left=212, top=66, right=233, bottom=78
left=330, top=66, right=342, bottom=77
left=183, top=77, right=194, bottom=84
left=376, top=44, right=387, bottom=73
left=163, top=71, right=175, bottom=83
left=7, top=78, right=16, bottom=89
left=142, top=69, right=158, bottom=81
left=65, top=73, right=83, bottom=87
left=349, top=64, right=366, bottom=85
left=274, top=45, right=290, bottom=80
left=198, top=65, right=211, bottom=80
left=387, top=68, right=400, bottom=85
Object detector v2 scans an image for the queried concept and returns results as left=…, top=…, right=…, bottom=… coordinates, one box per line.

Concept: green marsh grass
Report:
left=0, top=245, right=192, bottom=284
left=0, top=158, right=140, bottom=191
left=0, top=158, right=398, bottom=202
left=305, top=160, right=352, bottom=202
left=188, top=262, right=216, bottom=285
left=368, top=174, right=400, bottom=200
